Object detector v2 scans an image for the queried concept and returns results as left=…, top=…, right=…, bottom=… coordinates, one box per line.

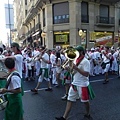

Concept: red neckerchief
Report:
left=76, top=55, right=84, bottom=66
left=14, top=50, right=22, bottom=55
left=9, top=68, right=16, bottom=73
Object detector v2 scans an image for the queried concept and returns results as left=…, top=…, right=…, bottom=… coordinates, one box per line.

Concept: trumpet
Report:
left=32, top=48, right=48, bottom=61
left=62, top=47, right=79, bottom=72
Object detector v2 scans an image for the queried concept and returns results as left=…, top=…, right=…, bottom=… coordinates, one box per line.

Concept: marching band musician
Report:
left=0, top=58, right=24, bottom=120
left=0, top=42, right=24, bottom=96
left=55, top=45, right=92, bottom=120
left=34, top=47, right=41, bottom=77
left=0, top=47, right=6, bottom=89
left=31, top=46, right=52, bottom=93
left=94, top=47, right=101, bottom=75
left=50, top=49, right=57, bottom=85
left=102, top=47, right=110, bottom=84
left=89, top=48, right=96, bottom=76
left=26, top=52, right=33, bottom=81
left=55, top=51, right=62, bottom=87
left=60, top=47, right=71, bottom=100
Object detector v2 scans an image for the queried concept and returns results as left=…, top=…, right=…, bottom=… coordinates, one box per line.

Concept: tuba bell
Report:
left=62, top=47, right=79, bottom=70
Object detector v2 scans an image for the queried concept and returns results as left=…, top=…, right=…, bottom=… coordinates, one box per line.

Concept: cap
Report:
left=11, top=42, right=20, bottom=49
left=75, top=45, right=84, bottom=52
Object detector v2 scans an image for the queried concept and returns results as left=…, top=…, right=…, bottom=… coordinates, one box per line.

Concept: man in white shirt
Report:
left=31, top=46, right=52, bottom=93
left=10, top=42, right=23, bottom=78
left=55, top=46, right=91, bottom=120
left=50, top=49, right=57, bottom=85
left=0, top=43, right=23, bottom=79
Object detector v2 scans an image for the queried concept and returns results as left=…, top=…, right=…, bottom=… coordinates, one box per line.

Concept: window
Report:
left=25, top=10, right=27, bottom=16
left=54, top=31, right=69, bottom=45
left=99, top=5, right=109, bottom=24
left=53, top=2, right=69, bottom=24
left=81, top=2, right=89, bottom=23
left=38, top=14, right=40, bottom=23
left=43, top=9, right=46, bottom=27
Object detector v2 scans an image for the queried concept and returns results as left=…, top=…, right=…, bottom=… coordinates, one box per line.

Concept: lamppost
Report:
left=8, top=0, right=12, bottom=46
left=41, top=31, right=46, bottom=46
left=79, top=29, right=83, bottom=45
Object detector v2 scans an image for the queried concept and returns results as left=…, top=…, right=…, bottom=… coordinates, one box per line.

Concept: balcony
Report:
left=28, top=1, right=34, bottom=13
left=96, top=16, right=115, bottom=27
left=53, top=14, right=69, bottom=24
left=98, top=0, right=119, bottom=3
left=81, top=15, right=89, bottom=23
left=34, top=0, right=45, bottom=10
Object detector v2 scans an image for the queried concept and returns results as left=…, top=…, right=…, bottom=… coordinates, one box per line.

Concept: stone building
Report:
left=13, top=0, right=120, bottom=49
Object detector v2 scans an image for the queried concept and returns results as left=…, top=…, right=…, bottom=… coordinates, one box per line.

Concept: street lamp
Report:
left=78, top=29, right=83, bottom=45
left=41, top=31, right=46, bottom=46
left=8, top=0, right=12, bottom=46
left=79, top=29, right=83, bottom=36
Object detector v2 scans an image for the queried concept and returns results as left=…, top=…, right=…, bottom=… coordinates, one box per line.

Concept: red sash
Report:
left=76, top=55, right=84, bottom=66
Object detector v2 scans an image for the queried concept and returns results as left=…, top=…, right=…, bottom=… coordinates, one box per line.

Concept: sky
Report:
left=0, top=0, right=13, bottom=45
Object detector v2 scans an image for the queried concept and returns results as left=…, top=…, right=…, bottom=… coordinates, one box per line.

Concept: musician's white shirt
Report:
left=72, top=57, right=90, bottom=87
left=94, top=51, right=100, bottom=59
left=50, top=53, right=56, bottom=68
left=89, top=52, right=95, bottom=63
left=7, top=74, right=21, bottom=94
left=14, top=54, right=23, bottom=78
left=41, top=53, right=49, bottom=68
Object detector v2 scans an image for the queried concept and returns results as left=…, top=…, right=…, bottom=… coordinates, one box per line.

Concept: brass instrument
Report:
left=62, top=48, right=79, bottom=71
left=31, top=48, right=48, bottom=61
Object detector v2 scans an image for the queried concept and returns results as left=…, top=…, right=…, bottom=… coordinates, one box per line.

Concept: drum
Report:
left=0, top=61, right=9, bottom=79
left=0, top=94, right=7, bottom=111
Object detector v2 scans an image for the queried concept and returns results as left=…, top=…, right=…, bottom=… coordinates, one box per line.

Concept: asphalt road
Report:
left=0, top=74, right=120, bottom=120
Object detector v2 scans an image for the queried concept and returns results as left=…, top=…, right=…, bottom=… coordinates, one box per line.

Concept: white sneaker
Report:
left=61, top=94, right=68, bottom=100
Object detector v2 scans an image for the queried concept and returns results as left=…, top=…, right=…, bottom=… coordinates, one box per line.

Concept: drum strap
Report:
left=5, top=72, right=21, bottom=89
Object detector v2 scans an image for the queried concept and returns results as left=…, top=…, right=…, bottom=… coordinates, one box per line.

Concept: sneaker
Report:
left=31, top=88, right=38, bottom=93
left=55, top=117, right=66, bottom=120
left=55, top=84, right=60, bottom=88
left=84, top=114, right=91, bottom=119
left=61, top=94, right=67, bottom=100
left=45, top=88, right=53, bottom=91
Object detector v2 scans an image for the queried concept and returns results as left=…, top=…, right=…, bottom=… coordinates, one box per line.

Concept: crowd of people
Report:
left=0, top=42, right=120, bottom=120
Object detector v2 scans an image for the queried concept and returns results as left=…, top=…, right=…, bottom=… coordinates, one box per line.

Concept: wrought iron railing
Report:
left=96, top=16, right=115, bottom=24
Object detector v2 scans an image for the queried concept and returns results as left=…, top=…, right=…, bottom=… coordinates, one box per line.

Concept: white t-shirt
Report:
left=102, top=53, right=110, bottom=63
left=41, top=53, right=49, bottom=68
left=14, top=54, right=23, bottom=78
left=50, top=53, right=56, bottom=67
left=72, top=57, right=90, bottom=87
left=7, top=74, right=21, bottom=94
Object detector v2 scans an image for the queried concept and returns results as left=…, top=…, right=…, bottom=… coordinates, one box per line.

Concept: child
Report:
left=0, top=58, right=24, bottom=120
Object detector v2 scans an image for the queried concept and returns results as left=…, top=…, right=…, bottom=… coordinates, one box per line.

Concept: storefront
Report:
left=53, top=31, right=70, bottom=48
left=89, top=31, right=115, bottom=47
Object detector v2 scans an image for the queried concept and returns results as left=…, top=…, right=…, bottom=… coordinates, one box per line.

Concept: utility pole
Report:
left=8, top=0, right=12, bottom=46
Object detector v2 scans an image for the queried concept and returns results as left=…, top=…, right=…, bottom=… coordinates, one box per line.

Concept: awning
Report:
left=32, top=31, right=40, bottom=37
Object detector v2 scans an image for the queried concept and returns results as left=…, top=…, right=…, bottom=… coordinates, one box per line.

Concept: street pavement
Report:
left=0, top=74, right=120, bottom=120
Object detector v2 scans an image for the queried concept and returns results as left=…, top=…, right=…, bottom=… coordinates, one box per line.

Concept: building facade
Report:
left=13, top=0, right=120, bottom=49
